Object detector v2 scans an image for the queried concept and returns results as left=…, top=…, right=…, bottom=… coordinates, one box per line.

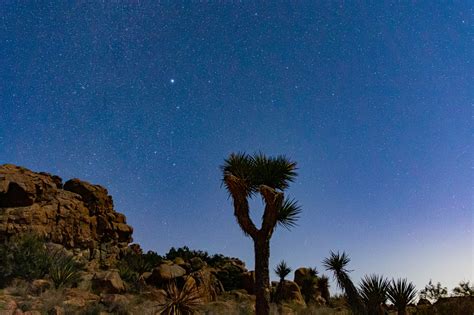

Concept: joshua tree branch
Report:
left=260, top=185, right=284, bottom=237
left=224, top=174, right=258, bottom=238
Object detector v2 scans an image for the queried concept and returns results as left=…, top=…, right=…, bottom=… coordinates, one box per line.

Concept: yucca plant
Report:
left=387, top=278, right=417, bottom=315
left=48, top=250, right=83, bottom=288
left=274, top=260, right=292, bottom=303
left=159, top=277, right=202, bottom=315
left=359, top=274, right=389, bottom=315
left=323, top=251, right=365, bottom=315
left=274, top=260, right=292, bottom=283
left=221, top=152, right=301, bottom=315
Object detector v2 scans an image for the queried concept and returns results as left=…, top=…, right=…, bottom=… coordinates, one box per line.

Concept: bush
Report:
left=216, top=264, right=243, bottom=291
left=0, top=234, right=50, bottom=286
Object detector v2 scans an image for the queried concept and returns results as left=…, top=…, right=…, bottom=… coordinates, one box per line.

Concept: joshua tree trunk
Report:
left=254, top=235, right=271, bottom=315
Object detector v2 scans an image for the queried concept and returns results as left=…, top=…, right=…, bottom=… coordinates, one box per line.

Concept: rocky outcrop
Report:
left=294, top=267, right=312, bottom=287
left=274, top=280, right=306, bottom=306
left=0, top=164, right=133, bottom=267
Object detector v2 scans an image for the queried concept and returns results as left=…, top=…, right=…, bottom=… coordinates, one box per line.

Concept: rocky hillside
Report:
left=0, top=164, right=133, bottom=267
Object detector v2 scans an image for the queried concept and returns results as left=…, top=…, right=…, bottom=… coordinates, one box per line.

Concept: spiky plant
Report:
left=159, top=277, right=202, bottom=315
left=323, top=251, right=365, bottom=315
left=387, top=278, right=417, bottom=315
left=274, top=260, right=292, bottom=283
left=48, top=250, right=83, bottom=288
left=274, top=260, right=292, bottom=303
left=221, top=152, right=301, bottom=315
left=359, top=274, right=389, bottom=315
left=318, top=275, right=331, bottom=304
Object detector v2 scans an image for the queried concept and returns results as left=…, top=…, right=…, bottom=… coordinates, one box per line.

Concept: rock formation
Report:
left=0, top=164, right=133, bottom=267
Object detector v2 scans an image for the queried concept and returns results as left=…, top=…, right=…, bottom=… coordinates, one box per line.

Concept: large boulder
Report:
left=0, top=164, right=133, bottom=267
left=294, top=267, right=312, bottom=287
left=274, top=280, right=306, bottom=306
left=146, top=264, right=186, bottom=285
left=190, top=267, right=224, bottom=302
left=91, top=270, right=126, bottom=294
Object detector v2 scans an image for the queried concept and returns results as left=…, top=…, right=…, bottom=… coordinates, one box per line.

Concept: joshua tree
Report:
left=221, top=153, right=301, bottom=315
left=323, top=251, right=365, bottom=315
left=274, top=260, right=292, bottom=303
left=359, top=274, right=389, bottom=315
left=387, top=278, right=417, bottom=315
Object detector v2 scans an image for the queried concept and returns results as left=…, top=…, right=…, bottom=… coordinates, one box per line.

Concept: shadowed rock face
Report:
left=0, top=164, right=133, bottom=267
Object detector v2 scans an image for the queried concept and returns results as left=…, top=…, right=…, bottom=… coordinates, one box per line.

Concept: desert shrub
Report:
left=216, top=264, right=243, bottom=291
left=165, top=246, right=210, bottom=263
left=452, top=281, right=473, bottom=297
left=143, top=250, right=163, bottom=268
left=419, top=280, right=447, bottom=303
left=164, top=246, right=234, bottom=268
left=49, top=249, right=83, bottom=288
left=0, top=234, right=50, bottom=285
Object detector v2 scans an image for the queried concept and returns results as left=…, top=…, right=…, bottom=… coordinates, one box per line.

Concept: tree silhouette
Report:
left=323, top=251, right=365, bottom=315
left=221, top=153, right=301, bottom=315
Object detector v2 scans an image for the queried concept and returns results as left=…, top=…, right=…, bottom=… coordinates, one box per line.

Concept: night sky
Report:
left=0, top=2, right=472, bottom=293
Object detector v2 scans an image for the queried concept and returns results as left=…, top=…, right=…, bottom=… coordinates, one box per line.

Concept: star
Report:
left=170, top=79, right=175, bottom=84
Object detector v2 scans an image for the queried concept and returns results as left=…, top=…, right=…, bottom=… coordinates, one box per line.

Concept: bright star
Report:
left=170, top=79, right=175, bottom=83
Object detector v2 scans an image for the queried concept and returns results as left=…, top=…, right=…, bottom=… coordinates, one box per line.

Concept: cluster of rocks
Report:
left=0, top=164, right=133, bottom=267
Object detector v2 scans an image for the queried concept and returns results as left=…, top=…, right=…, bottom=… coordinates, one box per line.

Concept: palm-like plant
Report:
left=387, top=278, right=417, bottom=315
left=274, top=260, right=292, bottom=283
left=323, top=251, right=365, bottom=315
left=159, top=277, right=202, bottom=315
left=359, top=274, right=389, bottom=315
left=221, top=152, right=301, bottom=315
left=274, top=260, right=292, bottom=303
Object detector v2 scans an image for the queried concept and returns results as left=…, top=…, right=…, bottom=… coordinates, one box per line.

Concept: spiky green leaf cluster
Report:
left=49, top=249, right=83, bottom=288
left=387, top=278, right=417, bottom=312
left=159, top=277, right=202, bottom=315
left=222, top=152, right=301, bottom=230
left=359, top=274, right=389, bottom=313
left=274, top=260, right=292, bottom=282
left=221, top=152, right=297, bottom=196
left=277, top=198, right=302, bottom=230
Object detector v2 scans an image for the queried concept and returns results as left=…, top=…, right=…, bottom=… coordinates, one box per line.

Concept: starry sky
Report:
left=0, top=2, right=472, bottom=293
